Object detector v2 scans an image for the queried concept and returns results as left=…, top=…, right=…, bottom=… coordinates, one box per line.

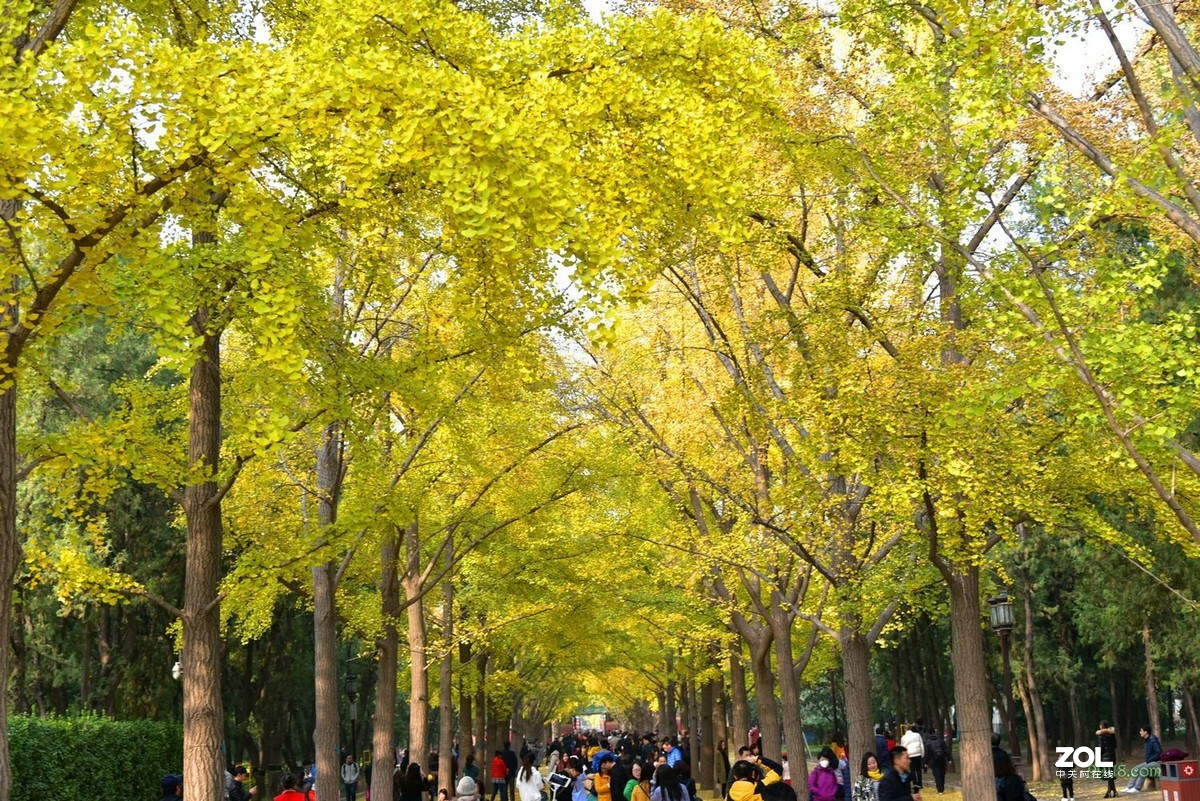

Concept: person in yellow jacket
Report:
left=586, top=754, right=616, bottom=801
left=735, top=747, right=783, bottom=787
left=623, top=762, right=652, bottom=801
left=726, top=761, right=762, bottom=801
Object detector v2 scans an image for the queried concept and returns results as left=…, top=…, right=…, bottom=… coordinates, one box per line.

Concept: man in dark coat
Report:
left=877, top=747, right=921, bottom=801
left=502, top=741, right=520, bottom=801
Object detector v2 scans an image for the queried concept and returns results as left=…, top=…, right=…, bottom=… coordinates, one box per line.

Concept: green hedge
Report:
left=10, top=714, right=183, bottom=801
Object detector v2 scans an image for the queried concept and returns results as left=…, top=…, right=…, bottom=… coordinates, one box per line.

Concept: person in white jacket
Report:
left=516, top=754, right=545, bottom=801
left=899, top=722, right=925, bottom=791
left=342, top=754, right=362, bottom=801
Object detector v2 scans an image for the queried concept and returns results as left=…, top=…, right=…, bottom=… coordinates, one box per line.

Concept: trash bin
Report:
left=1160, top=760, right=1200, bottom=801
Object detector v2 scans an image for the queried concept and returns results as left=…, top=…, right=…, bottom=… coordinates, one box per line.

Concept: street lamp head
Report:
left=172, top=660, right=182, bottom=681
left=344, top=672, right=359, bottom=700
left=988, top=593, right=1014, bottom=633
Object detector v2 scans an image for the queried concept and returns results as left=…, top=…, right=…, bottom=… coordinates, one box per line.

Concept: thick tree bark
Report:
left=372, top=531, right=402, bottom=801
left=841, top=630, right=874, bottom=788
left=701, top=678, right=715, bottom=792
left=313, top=414, right=345, bottom=801
left=770, top=611, right=810, bottom=785
left=729, top=643, right=750, bottom=748
left=474, top=649, right=487, bottom=771
left=666, top=652, right=678, bottom=736
left=181, top=318, right=227, bottom=801
left=405, top=519, right=430, bottom=769
left=1182, top=684, right=1199, bottom=756
left=945, top=567, right=995, bottom=801
left=1020, top=590, right=1049, bottom=781
left=747, top=637, right=782, bottom=763
left=1144, top=623, right=1162, bottom=737
left=439, top=540, right=455, bottom=793
left=460, top=641, right=474, bottom=768
left=0, top=371, right=19, bottom=801
left=313, top=561, right=341, bottom=801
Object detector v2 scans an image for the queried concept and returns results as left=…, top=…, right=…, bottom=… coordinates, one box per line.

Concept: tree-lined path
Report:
left=3, top=0, right=1199, bottom=799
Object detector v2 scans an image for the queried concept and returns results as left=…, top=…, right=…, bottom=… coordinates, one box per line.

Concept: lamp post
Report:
left=345, top=672, right=360, bottom=763
left=988, top=594, right=1022, bottom=760
left=172, top=655, right=183, bottom=721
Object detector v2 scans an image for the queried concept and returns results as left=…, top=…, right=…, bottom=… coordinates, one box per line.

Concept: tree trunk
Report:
left=770, top=612, right=809, bottom=784
left=701, top=677, right=715, bottom=792
left=474, top=649, right=488, bottom=771
left=1021, top=590, right=1050, bottom=781
left=0, top=353, right=19, bottom=801
left=1144, top=622, right=1162, bottom=737
left=842, top=630, right=874, bottom=788
left=1068, top=683, right=1084, bottom=747
left=666, top=652, right=678, bottom=736
left=460, top=641, right=473, bottom=766
left=313, top=412, right=345, bottom=801
left=688, top=677, right=701, bottom=776
left=686, top=671, right=696, bottom=743
left=1110, top=670, right=1122, bottom=759
left=181, top=319, right=227, bottom=801
left=712, top=669, right=728, bottom=793
left=748, top=638, right=782, bottom=764
left=439, top=540, right=455, bottom=794
left=313, top=561, right=341, bottom=801
left=945, top=567, right=996, bottom=801
left=1166, top=686, right=1176, bottom=741
left=404, top=566, right=430, bottom=767
left=372, top=531, right=402, bottom=801
left=1182, top=684, right=1199, bottom=756
left=730, top=642, right=750, bottom=748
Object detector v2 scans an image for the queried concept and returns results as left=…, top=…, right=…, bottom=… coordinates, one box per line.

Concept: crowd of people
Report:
left=158, top=718, right=1182, bottom=801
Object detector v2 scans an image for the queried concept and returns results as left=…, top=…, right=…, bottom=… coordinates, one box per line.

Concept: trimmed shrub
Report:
left=10, top=714, right=183, bottom=801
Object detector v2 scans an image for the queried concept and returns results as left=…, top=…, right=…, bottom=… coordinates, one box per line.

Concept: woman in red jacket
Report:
left=491, top=752, right=510, bottom=801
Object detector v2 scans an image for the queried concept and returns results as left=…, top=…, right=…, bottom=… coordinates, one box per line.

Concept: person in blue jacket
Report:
left=1122, top=725, right=1163, bottom=794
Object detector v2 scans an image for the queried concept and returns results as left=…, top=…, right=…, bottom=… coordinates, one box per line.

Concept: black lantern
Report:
left=988, top=594, right=1014, bottom=633
left=344, top=672, right=359, bottom=702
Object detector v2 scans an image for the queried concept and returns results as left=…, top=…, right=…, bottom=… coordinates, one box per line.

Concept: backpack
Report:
left=1161, top=748, right=1190, bottom=762
left=926, top=735, right=947, bottom=761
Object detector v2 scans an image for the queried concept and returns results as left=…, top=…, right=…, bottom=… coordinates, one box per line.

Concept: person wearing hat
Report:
left=229, top=766, right=256, bottom=801
left=160, top=775, right=183, bottom=801
left=457, top=775, right=480, bottom=801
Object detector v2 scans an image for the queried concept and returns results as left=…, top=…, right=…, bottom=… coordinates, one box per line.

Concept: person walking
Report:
left=717, top=740, right=732, bottom=800
left=624, top=761, right=652, bottom=801
left=875, top=729, right=891, bottom=772
left=589, top=754, right=617, bottom=801
left=502, top=742, right=520, bottom=801
left=877, top=747, right=921, bottom=801
left=899, top=724, right=924, bottom=792
left=650, top=765, right=690, bottom=801
left=457, top=776, right=480, bottom=801
left=516, top=754, right=545, bottom=801
left=228, top=766, right=255, bottom=801
left=807, top=748, right=839, bottom=801
left=399, top=764, right=427, bottom=801
left=923, top=729, right=950, bottom=795
left=1121, top=726, right=1163, bottom=794
left=855, top=753, right=883, bottom=800
left=343, top=754, right=362, bottom=801
left=1098, top=721, right=1118, bottom=798
left=491, top=752, right=511, bottom=801
left=995, top=760, right=1029, bottom=801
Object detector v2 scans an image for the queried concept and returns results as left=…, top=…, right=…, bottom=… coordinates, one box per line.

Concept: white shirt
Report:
left=901, top=729, right=924, bottom=758
left=516, top=769, right=545, bottom=801
left=342, top=762, right=361, bottom=783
